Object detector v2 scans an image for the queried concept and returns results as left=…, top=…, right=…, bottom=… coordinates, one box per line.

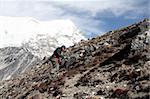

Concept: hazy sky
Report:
left=0, top=0, right=149, bottom=37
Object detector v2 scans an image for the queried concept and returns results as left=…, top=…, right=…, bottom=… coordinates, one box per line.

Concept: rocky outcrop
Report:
left=0, top=18, right=149, bottom=99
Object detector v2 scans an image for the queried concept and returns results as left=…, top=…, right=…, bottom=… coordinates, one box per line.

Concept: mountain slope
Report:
left=0, top=18, right=149, bottom=99
left=0, top=47, right=40, bottom=80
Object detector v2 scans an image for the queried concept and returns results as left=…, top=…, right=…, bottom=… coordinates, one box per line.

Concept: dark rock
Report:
left=97, top=89, right=105, bottom=95
left=74, top=92, right=88, bottom=99
left=111, top=88, right=129, bottom=98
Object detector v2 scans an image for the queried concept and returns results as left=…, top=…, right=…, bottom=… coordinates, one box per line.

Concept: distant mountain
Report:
left=0, top=19, right=149, bottom=99
left=0, top=16, right=86, bottom=80
left=0, top=16, right=86, bottom=58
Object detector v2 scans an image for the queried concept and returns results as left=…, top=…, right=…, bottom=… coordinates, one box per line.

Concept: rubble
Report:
left=0, top=18, right=149, bottom=99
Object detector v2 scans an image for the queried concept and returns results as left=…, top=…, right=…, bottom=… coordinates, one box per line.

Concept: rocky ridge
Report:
left=0, top=18, right=149, bottom=99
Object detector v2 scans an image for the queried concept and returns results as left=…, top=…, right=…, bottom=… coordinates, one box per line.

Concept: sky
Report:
left=0, top=0, right=149, bottom=38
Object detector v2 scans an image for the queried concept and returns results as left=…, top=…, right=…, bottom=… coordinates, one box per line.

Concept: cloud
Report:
left=50, top=0, right=149, bottom=35
left=0, top=0, right=149, bottom=37
left=0, top=1, right=63, bottom=20
left=52, top=0, right=148, bottom=17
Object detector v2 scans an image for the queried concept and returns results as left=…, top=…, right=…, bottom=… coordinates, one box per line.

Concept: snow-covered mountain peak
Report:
left=0, top=16, right=86, bottom=59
